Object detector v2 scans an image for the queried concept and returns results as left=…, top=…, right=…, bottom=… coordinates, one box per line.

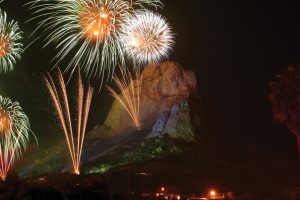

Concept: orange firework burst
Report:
left=107, top=66, right=142, bottom=130
left=28, top=0, right=162, bottom=80
left=80, top=3, right=114, bottom=41
left=44, top=68, right=93, bottom=175
left=0, top=96, right=34, bottom=181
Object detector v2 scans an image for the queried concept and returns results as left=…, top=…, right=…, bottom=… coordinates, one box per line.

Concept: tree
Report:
left=269, top=66, right=300, bottom=159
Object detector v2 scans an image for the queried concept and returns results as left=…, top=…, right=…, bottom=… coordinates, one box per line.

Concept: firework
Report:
left=29, top=0, right=162, bottom=81
left=44, top=68, right=93, bottom=175
left=0, top=96, right=31, bottom=180
left=119, top=10, right=174, bottom=66
left=107, top=66, right=142, bottom=130
left=0, top=10, right=23, bottom=74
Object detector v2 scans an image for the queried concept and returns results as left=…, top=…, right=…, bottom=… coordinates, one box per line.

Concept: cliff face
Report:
left=104, top=61, right=197, bottom=141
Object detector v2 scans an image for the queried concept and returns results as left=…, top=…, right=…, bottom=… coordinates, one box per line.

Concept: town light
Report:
left=209, top=189, right=217, bottom=197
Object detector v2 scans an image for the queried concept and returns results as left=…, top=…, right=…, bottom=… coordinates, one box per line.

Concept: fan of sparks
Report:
left=0, top=96, right=32, bottom=181
left=44, top=68, right=93, bottom=175
left=28, top=0, right=162, bottom=81
left=107, top=66, right=142, bottom=130
left=0, top=9, right=23, bottom=74
left=119, top=10, right=174, bottom=66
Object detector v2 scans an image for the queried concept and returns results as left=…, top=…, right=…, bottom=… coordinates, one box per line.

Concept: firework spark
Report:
left=44, top=68, right=93, bottom=175
left=29, top=0, right=162, bottom=81
left=119, top=10, right=174, bottom=66
left=0, top=96, right=32, bottom=180
left=107, top=66, right=142, bottom=130
left=0, top=10, right=23, bottom=74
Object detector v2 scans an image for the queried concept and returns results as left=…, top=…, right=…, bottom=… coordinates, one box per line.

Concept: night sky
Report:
left=1, top=0, right=300, bottom=161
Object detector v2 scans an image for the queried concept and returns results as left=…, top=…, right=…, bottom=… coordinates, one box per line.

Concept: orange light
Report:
left=93, top=30, right=99, bottom=36
left=79, top=5, right=112, bottom=41
left=161, top=187, right=165, bottom=192
left=0, top=109, right=10, bottom=134
left=0, top=37, right=8, bottom=57
left=100, top=12, right=108, bottom=19
left=74, top=169, right=80, bottom=175
left=209, top=190, right=216, bottom=197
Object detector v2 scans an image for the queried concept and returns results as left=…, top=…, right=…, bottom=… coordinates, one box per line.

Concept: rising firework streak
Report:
left=44, top=67, right=93, bottom=175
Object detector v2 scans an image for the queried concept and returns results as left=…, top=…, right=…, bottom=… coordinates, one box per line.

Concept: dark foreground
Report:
left=1, top=160, right=300, bottom=200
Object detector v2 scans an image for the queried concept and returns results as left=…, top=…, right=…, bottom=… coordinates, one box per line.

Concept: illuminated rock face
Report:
left=104, top=61, right=197, bottom=141
left=148, top=111, right=170, bottom=137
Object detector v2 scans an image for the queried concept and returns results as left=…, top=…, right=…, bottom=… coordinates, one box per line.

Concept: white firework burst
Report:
left=28, top=0, right=162, bottom=81
left=119, top=10, right=174, bottom=66
left=0, top=9, right=23, bottom=74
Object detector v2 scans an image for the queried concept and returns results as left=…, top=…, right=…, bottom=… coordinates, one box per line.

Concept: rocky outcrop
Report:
left=162, top=102, right=195, bottom=142
left=104, top=61, right=197, bottom=141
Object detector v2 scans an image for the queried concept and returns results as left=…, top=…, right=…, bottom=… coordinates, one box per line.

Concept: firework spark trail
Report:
left=28, top=0, right=162, bottom=83
left=44, top=72, right=76, bottom=169
left=119, top=10, right=174, bottom=66
left=107, top=66, right=142, bottom=130
left=44, top=68, right=93, bottom=174
left=0, top=96, right=33, bottom=181
left=0, top=9, right=23, bottom=74
left=0, top=137, right=13, bottom=180
left=78, top=86, right=92, bottom=167
left=0, top=126, right=26, bottom=180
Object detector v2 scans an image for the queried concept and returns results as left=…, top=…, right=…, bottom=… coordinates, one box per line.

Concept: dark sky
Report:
left=1, top=1, right=300, bottom=161
left=164, top=1, right=300, bottom=161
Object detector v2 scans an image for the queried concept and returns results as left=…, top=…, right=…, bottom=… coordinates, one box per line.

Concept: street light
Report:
left=209, top=189, right=217, bottom=198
